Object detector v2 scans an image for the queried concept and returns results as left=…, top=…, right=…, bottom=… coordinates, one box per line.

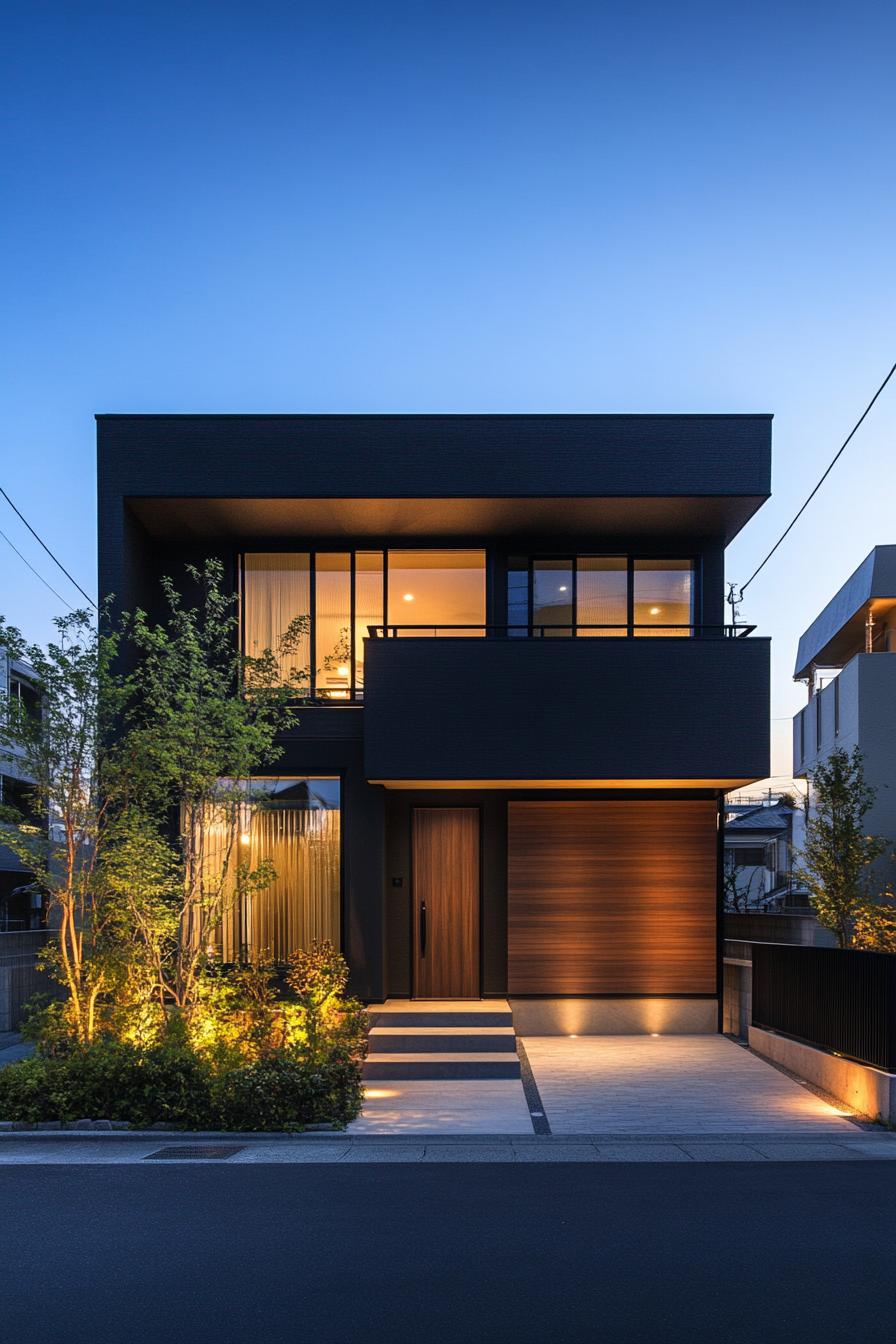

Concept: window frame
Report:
left=520, top=553, right=698, bottom=637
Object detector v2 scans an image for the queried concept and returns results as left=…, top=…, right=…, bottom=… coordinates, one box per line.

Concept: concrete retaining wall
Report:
left=749, top=1025, right=896, bottom=1124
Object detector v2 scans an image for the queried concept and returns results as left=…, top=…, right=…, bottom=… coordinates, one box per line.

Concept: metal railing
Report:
left=368, top=623, right=757, bottom=638
left=752, top=942, right=896, bottom=1072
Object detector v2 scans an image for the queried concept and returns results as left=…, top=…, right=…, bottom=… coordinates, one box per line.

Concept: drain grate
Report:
left=145, top=1145, right=244, bottom=1160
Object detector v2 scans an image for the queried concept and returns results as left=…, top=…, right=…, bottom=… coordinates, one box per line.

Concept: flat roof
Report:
left=794, top=545, right=896, bottom=678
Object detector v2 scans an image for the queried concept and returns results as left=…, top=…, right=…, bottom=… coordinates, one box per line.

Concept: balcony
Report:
left=363, top=627, right=770, bottom=787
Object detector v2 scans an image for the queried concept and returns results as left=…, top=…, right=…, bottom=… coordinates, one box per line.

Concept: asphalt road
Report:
left=2, top=1162, right=892, bottom=1344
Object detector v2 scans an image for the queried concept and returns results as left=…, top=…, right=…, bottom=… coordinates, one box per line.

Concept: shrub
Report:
left=0, top=1040, right=214, bottom=1129
left=215, top=1054, right=364, bottom=1132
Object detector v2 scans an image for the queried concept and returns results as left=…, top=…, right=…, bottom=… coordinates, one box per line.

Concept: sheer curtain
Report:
left=243, top=553, right=311, bottom=685
left=247, top=805, right=340, bottom=958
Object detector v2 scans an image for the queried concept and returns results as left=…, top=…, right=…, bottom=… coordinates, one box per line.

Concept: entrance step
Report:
left=363, top=1000, right=521, bottom=1081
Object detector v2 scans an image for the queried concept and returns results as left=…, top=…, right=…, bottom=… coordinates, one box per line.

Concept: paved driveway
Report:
left=522, top=1035, right=859, bottom=1135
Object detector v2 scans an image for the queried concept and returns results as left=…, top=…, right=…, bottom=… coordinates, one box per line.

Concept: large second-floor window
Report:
left=509, top=555, right=694, bottom=636
left=242, top=549, right=486, bottom=698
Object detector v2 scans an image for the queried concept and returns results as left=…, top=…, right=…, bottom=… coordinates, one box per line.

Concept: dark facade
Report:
left=97, top=414, right=771, bottom=1021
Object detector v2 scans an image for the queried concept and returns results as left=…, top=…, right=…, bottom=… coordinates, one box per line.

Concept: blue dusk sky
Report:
left=1, top=1, right=894, bottom=784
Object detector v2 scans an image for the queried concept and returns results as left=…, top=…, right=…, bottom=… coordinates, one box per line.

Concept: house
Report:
left=723, top=796, right=807, bottom=911
left=793, top=544, right=896, bottom=892
left=0, top=652, right=44, bottom=931
left=97, top=413, right=771, bottom=1033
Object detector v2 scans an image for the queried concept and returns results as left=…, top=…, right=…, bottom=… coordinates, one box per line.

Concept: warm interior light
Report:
left=239, top=832, right=251, bottom=846
left=650, top=1033, right=660, bottom=1038
left=402, top=593, right=414, bottom=602
left=336, top=665, right=349, bottom=677
left=650, top=606, right=661, bottom=615
left=569, top=1034, right=578, bottom=1039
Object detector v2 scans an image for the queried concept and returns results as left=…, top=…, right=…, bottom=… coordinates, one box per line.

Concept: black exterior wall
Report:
left=96, top=413, right=773, bottom=1007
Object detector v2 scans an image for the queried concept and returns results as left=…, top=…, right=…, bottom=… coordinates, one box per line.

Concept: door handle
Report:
left=420, top=901, right=427, bottom=957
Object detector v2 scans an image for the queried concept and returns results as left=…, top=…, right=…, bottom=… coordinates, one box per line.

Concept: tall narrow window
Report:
left=533, top=559, right=573, bottom=636
left=243, top=553, right=311, bottom=689
left=834, top=676, right=840, bottom=736
left=354, top=551, right=384, bottom=694
left=387, top=550, right=486, bottom=635
left=577, top=557, right=627, bottom=635
left=507, top=556, right=529, bottom=635
left=314, top=553, right=351, bottom=699
left=208, top=778, right=341, bottom=963
left=633, top=560, right=693, bottom=636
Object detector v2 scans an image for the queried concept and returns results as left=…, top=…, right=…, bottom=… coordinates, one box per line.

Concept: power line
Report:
left=0, top=485, right=96, bottom=609
left=0, top=523, right=75, bottom=611
left=738, top=358, right=896, bottom=598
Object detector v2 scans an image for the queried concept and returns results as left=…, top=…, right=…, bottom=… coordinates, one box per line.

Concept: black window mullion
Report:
left=627, top=557, right=635, bottom=636
left=571, top=555, right=578, bottom=635
left=349, top=552, right=356, bottom=700
left=310, top=552, right=317, bottom=697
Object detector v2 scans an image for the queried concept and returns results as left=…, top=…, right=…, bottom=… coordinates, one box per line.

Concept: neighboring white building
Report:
left=0, top=651, right=44, bottom=930
left=723, top=796, right=808, bottom=910
left=793, top=545, right=896, bottom=894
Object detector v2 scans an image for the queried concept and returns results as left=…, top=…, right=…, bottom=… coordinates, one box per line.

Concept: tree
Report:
left=114, top=559, right=307, bottom=1019
left=794, top=747, right=891, bottom=949
left=0, top=610, right=127, bottom=1042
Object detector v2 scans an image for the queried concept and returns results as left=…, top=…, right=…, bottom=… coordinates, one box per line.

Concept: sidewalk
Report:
left=1, top=1130, right=895, bottom=1163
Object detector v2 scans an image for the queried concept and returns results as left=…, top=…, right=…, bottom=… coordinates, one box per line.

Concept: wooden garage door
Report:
left=508, top=800, right=717, bottom=995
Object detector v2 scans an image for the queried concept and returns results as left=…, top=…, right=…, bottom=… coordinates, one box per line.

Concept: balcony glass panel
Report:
left=387, top=549, right=486, bottom=635
left=243, top=552, right=311, bottom=688
left=354, top=551, right=384, bottom=695
left=577, top=556, right=627, bottom=635
left=633, top=559, right=693, bottom=636
left=315, top=553, right=351, bottom=699
left=533, top=559, right=573, bottom=636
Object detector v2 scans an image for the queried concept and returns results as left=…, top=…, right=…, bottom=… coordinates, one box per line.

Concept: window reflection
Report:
left=354, top=551, right=383, bottom=696
left=533, top=559, right=573, bottom=636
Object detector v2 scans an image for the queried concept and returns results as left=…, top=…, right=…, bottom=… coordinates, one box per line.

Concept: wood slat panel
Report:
left=413, top=808, right=480, bottom=998
left=508, top=800, right=717, bottom=995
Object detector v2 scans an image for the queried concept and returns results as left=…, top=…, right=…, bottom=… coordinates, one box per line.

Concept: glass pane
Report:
left=354, top=551, right=383, bottom=694
left=211, top=778, right=341, bottom=962
left=506, top=557, right=528, bottom=636
left=315, top=554, right=351, bottom=699
left=533, top=559, right=573, bottom=636
left=387, top=550, right=486, bottom=635
left=633, top=560, right=693, bottom=636
left=243, top=553, right=310, bottom=689
left=577, top=557, right=627, bottom=635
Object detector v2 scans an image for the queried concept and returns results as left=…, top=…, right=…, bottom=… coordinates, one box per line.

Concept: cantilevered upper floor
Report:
left=97, top=414, right=772, bottom=790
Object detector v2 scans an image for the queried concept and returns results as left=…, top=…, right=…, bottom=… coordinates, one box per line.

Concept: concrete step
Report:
left=368, top=1028, right=517, bottom=1054
left=363, top=1052, right=522, bottom=1081
left=369, top=1010, right=513, bottom=1028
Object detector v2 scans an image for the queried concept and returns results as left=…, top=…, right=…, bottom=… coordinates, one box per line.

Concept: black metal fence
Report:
left=752, top=942, right=896, bottom=1072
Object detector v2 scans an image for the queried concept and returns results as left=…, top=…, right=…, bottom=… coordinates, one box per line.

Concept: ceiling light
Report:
left=239, top=832, right=251, bottom=846
left=650, top=606, right=661, bottom=615
left=559, top=585, right=568, bottom=592
left=337, top=665, right=349, bottom=677
left=402, top=593, right=414, bottom=602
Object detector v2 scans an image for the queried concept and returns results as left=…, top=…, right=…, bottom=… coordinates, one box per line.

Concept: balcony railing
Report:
left=369, top=623, right=756, bottom=639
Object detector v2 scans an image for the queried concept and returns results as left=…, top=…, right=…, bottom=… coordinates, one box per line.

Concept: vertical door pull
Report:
left=420, top=901, right=427, bottom=957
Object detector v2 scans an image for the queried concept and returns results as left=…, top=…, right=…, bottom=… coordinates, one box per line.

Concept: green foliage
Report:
left=215, top=1056, right=363, bottom=1131
left=0, top=1041, right=215, bottom=1129
left=795, top=747, right=892, bottom=949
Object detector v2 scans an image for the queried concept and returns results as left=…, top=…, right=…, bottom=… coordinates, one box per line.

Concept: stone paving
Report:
left=1, top=1132, right=895, bottom=1163
left=521, top=1035, right=860, bottom=1134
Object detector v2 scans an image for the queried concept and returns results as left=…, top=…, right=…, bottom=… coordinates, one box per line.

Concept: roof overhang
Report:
left=128, top=494, right=766, bottom=544
left=794, top=546, right=896, bottom=677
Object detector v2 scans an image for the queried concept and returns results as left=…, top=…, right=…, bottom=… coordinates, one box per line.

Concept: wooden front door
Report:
left=412, top=808, right=480, bottom=998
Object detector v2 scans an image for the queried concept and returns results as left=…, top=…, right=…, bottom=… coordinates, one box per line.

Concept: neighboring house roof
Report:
left=726, top=808, right=789, bottom=834
left=794, top=545, right=896, bottom=678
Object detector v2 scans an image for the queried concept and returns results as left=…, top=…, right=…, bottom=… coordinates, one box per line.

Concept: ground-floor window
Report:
left=208, top=777, right=341, bottom=963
